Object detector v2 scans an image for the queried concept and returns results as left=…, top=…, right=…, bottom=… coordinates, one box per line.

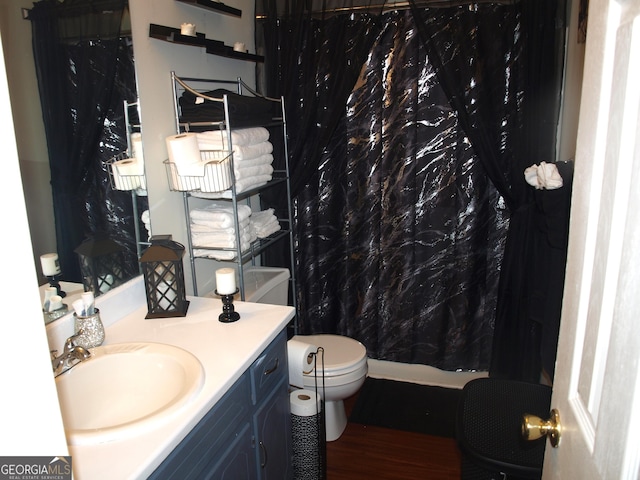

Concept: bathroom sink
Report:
left=55, top=342, right=205, bottom=446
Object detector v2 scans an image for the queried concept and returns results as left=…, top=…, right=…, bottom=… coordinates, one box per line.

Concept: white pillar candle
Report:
left=216, top=268, right=237, bottom=295
left=40, top=253, right=61, bottom=277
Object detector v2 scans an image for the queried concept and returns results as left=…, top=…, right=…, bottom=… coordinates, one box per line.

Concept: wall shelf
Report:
left=149, top=24, right=264, bottom=63
left=176, top=0, right=242, bottom=18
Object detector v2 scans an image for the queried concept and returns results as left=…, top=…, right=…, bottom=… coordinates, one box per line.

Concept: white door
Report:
left=543, top=0, right=640, bottom=478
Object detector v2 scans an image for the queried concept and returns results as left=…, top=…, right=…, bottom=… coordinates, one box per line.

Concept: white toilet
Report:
left=232, top=267, right=368, bottom=441
left=289, top=334, right=368, bottom=442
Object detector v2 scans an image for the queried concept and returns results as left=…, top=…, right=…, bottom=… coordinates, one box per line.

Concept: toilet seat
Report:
left=292, top=334, right=367, bottom=377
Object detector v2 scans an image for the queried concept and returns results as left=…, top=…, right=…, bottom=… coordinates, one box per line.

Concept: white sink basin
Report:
left=55, top=342, right=205, bottom=446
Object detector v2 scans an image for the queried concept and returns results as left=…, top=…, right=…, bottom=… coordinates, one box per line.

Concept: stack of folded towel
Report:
left=189, top=203, right=282, bottom=260
left=190, top=202, right=256, bottom=260
left=251, top=208, right=281, bottom=238
left=196, top=127, right=274, bottom=194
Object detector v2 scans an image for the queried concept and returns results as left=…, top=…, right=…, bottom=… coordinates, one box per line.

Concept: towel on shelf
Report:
left=188, top=175, right=273, bottom=199
left=141, top=210, right=152, bottom=240
left=234, top=174, right=273, bottom=193
left=525, top=162, right=564, bottom=190
left=191, top=229, right=255, bottom=249
left=190, top=217, right=250, bottom=233
left=231, top=155, right=274, bottom=169
left=190, top=202, right=252, bottom=227
left=198, top=137, right=273, bottom=161
left=193, top=249, right=240, bottom=260
left=196, top=127, right=270, bottom=149
left=250, top=209, right=281, bottom=238
left=234, top=163, right=274, bottom=181
left=192, top=227, right=256, bottom=259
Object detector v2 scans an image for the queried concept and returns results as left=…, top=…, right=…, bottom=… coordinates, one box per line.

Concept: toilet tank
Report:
left=238, top=267, right=290, bottom=305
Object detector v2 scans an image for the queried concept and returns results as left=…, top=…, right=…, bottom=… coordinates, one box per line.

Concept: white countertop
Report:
left=60, top=280, right=294, bottom=479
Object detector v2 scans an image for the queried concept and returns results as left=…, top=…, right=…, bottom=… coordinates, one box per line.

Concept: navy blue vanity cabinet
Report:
left=251, top=332, right=292, bottom=479
left=148, top=330, right=292, bottom=479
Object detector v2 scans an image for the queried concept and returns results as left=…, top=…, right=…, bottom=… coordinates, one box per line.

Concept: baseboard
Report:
left=367, top=359, right=488, bottom=390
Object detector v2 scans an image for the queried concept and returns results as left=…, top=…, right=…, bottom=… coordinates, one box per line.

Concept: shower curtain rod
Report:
left=256, top=0, right=517, bottom=18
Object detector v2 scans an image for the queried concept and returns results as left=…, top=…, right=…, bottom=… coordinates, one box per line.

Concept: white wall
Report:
left=129, top=0, right=257, bottom=295
left=0, top=27, right=68, bottom=456
left=557, top=0, right=586, bottom=163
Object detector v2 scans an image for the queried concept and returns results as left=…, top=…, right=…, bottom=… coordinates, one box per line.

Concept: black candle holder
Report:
left=47, top=274, right=66, bottom=298
left=216, top=289, right=240, bottom=323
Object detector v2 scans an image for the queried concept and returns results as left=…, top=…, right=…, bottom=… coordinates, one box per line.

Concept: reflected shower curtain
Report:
left=30, top=0, right=144, bottom=282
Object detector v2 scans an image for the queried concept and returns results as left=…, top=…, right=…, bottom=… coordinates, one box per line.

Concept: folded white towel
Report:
left=234, top=174, right=273, bottom=193
left=190, top=203, right=252, bottom=226
left=196, top=127, right=270, bottom=148
left=231, top=155, right=274, bottom=169
left=194, top=249, right=239, bottom=260
left=198, top=138, right=274, bottom=161
left=250, top=208, right=281, bottom=238
left=524, top=162, right=563, bottom=190
left=190, top=218, right=250, bottom=233
left=234, top=164, right=274, bottom=181
left=192, top=229, right=254, bottom=249
left=255, top=220, right=280, bottom=238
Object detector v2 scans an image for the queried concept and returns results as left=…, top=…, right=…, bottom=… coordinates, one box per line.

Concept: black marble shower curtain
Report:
left=295, top=12, right=508, bottom=371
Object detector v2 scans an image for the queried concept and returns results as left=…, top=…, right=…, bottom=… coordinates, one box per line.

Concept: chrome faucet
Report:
left=51, top=331, right=92, bottom=376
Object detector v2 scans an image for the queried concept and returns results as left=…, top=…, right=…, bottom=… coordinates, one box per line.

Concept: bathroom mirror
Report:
left=5, top=0, right=148, bottom=319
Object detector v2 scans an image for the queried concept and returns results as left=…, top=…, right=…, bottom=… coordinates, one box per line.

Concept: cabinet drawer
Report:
left=149, top=372, right=252, bottom=480
left=250, top=330, right=288, bottom=404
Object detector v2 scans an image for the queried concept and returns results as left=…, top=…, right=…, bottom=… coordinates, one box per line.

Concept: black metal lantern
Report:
left=75, top=237, right=125, bottom=295
left=140, top=235, right=189, bottom=318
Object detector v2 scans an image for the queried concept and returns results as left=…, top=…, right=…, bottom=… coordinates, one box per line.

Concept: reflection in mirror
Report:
left=27, top=0, right=148, bottom=313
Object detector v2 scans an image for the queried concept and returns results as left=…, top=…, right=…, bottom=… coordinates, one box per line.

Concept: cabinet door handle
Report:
left=259, top=441, right=268, bottom=468
left=264, top=357, right=279, bottom=376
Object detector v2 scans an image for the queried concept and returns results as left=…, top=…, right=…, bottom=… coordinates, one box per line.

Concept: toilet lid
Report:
left=294, top=334, right=367, bottom=376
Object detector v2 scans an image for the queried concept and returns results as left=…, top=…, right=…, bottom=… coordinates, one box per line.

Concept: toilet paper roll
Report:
left=291, top=389, right=326, bottom=480
left=290, top=389, right=322, bottom=417
left=287, top=339, right=317, bottom=388
left=166, top=133, right=206, bottom=176
left=114, top=158, right=144, bottom=176
left=111, top=158, right=143, bottom=190
left=131, top=133, right=144, bottom=164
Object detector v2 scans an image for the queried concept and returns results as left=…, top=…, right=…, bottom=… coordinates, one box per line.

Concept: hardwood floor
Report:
left=325, top=394, right=462, bottom=479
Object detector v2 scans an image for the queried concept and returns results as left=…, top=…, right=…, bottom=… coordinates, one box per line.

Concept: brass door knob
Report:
left=522, top=409, right=561, bottom=447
